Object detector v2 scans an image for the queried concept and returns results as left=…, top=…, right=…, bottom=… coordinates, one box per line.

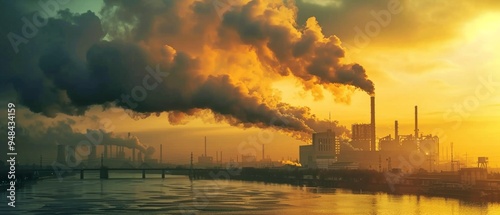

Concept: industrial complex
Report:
left=25, top=95, right=500, bottom=202
left=300, top=96, right=442, bottom=172
left=52, top=95, right=476, bottom=173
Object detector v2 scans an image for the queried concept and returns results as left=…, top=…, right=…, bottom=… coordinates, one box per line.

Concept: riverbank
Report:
left=188, top=167, right=500, bottom=202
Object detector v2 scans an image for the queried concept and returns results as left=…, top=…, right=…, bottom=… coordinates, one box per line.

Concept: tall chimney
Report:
left=160, top=144, right=163, bottom=164
left=370, top=96, right=376, bottom=151
left=204, top=136, right=207, bottom=157
left=415, top=106, right=419, bottom=140
left=216, top=151, right=219, bottom=163
left=395, top=120, right=399, bottom=143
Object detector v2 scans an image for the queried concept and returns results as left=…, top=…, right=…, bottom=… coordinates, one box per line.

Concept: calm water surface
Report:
left=1, top=172, right=500, bottom=214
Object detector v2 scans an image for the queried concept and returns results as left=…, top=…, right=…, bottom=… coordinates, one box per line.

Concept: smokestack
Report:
left=216, top=151, right=218, bottom=163
left=220, top=151, right=222, bottom=163
left=395, top=120, right=399, bottom=143
left=160, top=144, right=163, bottom=164
left=370, top=96, right=376, bottom=151
left=204, top=136, right=207, bottom=157
left=415, top=106, right=419, bottom=140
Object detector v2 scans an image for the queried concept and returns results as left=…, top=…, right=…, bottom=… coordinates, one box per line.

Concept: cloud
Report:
left=1, top=0, right=368, bottom=142
left=295, top=0, right=500, bottom=49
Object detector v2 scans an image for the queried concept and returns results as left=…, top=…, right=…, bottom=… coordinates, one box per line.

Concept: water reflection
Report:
left=0, top=173, right=499, bottom=214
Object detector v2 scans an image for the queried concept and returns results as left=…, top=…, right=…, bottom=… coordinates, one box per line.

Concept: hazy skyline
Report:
left=2, top=0, right=500, bottom=166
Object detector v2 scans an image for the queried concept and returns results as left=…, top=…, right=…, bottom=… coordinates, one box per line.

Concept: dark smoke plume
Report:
left=1, top=0, right=372, bottom=141
left=0, top=119, right=152, bottom=161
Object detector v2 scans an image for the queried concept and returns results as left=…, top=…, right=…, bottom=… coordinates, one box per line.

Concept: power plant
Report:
left=55, top=132, right=159, bottom=168
left=198, top=136, right=214, bottom=166
left=300, top=95, right=440, bottom=172
left=50, top=96, right=448, bottom=172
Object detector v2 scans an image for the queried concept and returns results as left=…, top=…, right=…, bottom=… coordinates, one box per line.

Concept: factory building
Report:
left=299, top=129, right=337, bottom=168
left=351, top=124, right=372, bottom=151
left=341, top=105, right=439, bottom=172
left=198, top=136, right=213, bottom=167
left=300, top=96, right=440, bottom=172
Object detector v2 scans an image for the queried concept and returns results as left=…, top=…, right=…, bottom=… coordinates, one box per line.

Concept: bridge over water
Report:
left=78, top=167, right=223, bottom=179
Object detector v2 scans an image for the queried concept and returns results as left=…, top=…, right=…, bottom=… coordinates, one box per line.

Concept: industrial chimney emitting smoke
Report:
left=129, top=132, right=136, bottom=163
left=395, top=120, right=399, bottom=143
left=370, top=96, right=376, bottom=151
left=414, top=106, right=419, bottom=141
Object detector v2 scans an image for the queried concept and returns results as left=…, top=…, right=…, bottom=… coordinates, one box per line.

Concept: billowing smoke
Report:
left=1, top=0, right=372, bottom=141
left=341, top=142, right=361, bottom=151
left=219, top=2, right=375, bottom=95
left=89, top=129, right=152, bottom=155
left=281, top=159, right=302, bottom=167
left=0, top=119, right=153, bottom=157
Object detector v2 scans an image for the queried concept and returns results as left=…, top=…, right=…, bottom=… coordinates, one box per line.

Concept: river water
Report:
left=1, top=172, right=500, bottom=214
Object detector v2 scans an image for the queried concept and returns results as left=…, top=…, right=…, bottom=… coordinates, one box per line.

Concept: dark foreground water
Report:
left=1, top=172, right=500, bottom=214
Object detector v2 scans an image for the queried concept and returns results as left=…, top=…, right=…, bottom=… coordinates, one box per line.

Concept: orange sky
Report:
left=8, top=0, right=500, bottom=167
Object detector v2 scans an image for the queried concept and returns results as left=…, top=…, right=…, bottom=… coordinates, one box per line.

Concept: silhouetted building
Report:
left=351, top=124, right=371, bottom=151
left=299, top=129, right=337, bottom=168
left=198, top=155, right=213, bottom=166
left=460, top=168, right=487, bottom=186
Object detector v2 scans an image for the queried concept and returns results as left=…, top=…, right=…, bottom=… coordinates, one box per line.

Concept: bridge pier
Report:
left=100, top=167, right=109, bottom=179
left=162, top=169, right=165, bottom=179
left=142, top=169, right=146, bottom=179
left=80, top=169, right=84, bottom=179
